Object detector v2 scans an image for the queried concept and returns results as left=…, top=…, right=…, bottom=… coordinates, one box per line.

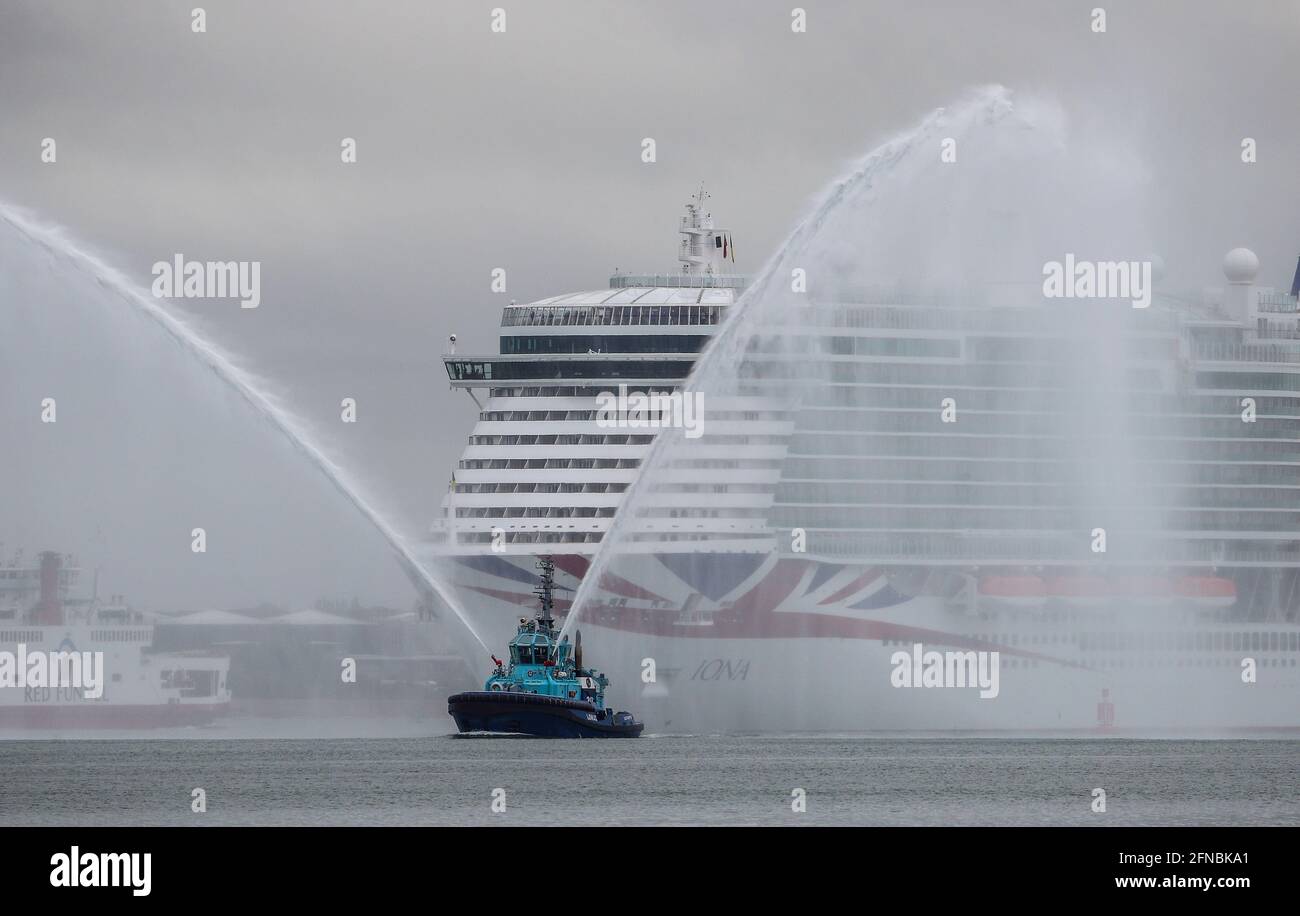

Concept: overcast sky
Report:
left=2, top=0, right=1297, bottom=610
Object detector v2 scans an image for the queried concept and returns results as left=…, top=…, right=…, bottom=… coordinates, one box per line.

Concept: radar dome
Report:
left=1223, top=248, right=1259, bottom=283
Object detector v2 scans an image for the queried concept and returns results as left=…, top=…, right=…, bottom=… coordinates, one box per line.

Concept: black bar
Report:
left=7, top=826, right=1286, bottom=900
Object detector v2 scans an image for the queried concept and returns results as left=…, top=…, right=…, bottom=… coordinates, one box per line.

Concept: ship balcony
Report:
left=1193, top=342, right=1300, bottom=364
left=444, top=354, right=696, bottom=386
left=460, top=444, right=650, bottom=461
left=501, top=302, right=730, bottom=328
left=608, top=273, right=748, bottom=290
left=1257, top=292, right=1299, bottom=314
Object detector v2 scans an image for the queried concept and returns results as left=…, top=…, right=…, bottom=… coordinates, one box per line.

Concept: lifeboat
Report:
left=977, top=575, right=1047, bottom=609
left=1044, top=575, right=1110, bottom=608
left=1173, top=576, right=1237, bottom=610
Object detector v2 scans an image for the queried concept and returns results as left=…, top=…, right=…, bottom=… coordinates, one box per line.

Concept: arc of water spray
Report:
left=0, top=203, right=490, bottom=655
left=557, top=85, right=1018, bottom=645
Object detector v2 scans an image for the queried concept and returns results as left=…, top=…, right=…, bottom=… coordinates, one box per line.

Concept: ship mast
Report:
left=678, top=183, right=734, bottom=276
left=534, top=556, right=556, bottom=627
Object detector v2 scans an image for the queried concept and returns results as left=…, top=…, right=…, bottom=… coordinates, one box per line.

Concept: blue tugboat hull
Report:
left=448, top=691, right=644, bottom=738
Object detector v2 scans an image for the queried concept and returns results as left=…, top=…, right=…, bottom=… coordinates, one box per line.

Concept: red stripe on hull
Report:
left=579, top=602, right=1078, bottom=667
left=466, top=585, right=573, bottom=611
left=550, top=555, right=669, bottom=603
left=470, top=563, right=1079, bottom=665
left=0, top=702, right=229, bottom=729
left=728, top=559, right=808, bottom=616
left=818, top=569, right=882, bottom=605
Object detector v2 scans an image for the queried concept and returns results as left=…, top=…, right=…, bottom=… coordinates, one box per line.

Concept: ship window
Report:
left=517, top=647, right=534, bottom=664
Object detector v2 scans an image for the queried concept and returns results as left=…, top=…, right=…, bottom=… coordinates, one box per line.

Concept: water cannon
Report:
left=448, top=333, right=457, bottom=355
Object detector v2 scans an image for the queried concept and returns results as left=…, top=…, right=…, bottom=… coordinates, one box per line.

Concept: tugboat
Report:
left=447, top=557, right=643, bottom=738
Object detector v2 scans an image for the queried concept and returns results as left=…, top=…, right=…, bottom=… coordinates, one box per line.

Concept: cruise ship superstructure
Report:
left=427, top=189, right=1300, bottom=732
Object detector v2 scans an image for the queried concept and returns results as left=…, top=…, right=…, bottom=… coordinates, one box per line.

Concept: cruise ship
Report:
left=0, top=551, right=230, bottom=728
left=425, top=188, right=1300, bottom=732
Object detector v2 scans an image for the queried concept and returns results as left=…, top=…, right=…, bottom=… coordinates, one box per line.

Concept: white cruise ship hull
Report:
left=431, top=192, right=1300, bottom=735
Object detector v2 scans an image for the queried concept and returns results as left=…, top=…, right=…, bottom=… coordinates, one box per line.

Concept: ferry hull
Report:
left=448, top=691, right=643, bottom=738
left=0, top=620, right=232, bottom=731
left=0, top=701, right=229, bottom=729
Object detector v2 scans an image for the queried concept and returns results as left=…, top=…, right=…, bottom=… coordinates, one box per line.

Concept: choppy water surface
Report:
left=2, top=735, right=1295, bottom=826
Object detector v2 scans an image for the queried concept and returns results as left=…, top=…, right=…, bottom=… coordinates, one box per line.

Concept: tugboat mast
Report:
left=533, top=556, right=557, bottom=627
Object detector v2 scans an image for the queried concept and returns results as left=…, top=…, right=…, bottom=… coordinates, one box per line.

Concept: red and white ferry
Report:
left=0, top=551, right=230, bottom=728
